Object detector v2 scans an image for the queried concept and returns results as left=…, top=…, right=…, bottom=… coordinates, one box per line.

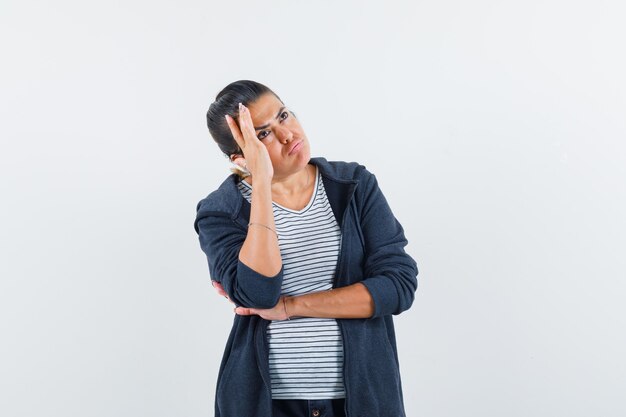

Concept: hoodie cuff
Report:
left=360, top=276, right=399, bottom=318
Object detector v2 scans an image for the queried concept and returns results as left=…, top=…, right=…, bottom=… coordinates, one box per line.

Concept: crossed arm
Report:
left=212, top=280, right=375, bottom=320
left=196, top=168, right=417, bottom=321
left=202, top=173, right=375, bottom=320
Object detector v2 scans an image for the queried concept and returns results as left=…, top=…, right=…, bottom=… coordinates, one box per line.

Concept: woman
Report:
left=194, top=80, right=419, bottom=417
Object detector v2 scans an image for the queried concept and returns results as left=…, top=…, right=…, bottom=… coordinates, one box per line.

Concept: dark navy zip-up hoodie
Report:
left=194, top=157, right=419, bottom=417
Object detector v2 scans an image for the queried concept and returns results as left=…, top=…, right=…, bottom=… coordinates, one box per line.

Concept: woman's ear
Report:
left=230, top=154, right=246, bottom=168
left=229, top=154, right=250, bottom=178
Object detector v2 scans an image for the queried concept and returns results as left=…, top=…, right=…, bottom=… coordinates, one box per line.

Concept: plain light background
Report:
left=1, top=1, right=625, bottom=416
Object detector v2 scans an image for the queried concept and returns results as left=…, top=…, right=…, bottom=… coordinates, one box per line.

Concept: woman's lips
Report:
left=288, top=140, right=303, bottom=155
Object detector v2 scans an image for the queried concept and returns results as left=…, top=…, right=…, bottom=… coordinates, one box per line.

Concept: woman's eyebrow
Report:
left=254, top=106, right=286, bottom=131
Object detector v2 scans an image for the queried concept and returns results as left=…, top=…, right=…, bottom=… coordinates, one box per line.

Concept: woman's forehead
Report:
left=249, top=93, right=285, bottom=125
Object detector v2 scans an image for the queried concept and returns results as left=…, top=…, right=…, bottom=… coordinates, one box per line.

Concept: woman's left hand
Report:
left=234, top=296, right=291, bottom=321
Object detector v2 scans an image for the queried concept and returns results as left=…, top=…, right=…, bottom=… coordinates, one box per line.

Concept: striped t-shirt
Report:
left=237, top=165, right=346, bottom=400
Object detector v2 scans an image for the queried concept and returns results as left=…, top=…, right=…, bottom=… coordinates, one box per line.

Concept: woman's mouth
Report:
left=288, top=140, right=303, bottom=155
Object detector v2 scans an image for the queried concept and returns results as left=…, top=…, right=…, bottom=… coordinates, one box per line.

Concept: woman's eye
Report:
left=256, top=112, right=289, bottom=140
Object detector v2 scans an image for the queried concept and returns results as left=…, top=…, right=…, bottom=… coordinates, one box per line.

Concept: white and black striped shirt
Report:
left=237, top=166, right=345, bottom=400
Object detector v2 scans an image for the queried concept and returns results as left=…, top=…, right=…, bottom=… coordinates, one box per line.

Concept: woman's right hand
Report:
left=212, top=280, right=235, bottom=305
left=225, top=103, right=274, bottom=182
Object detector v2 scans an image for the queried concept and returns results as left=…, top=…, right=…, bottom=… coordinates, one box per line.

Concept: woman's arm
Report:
left=195, top=103, right=284, bottom=309
left=285, top=283, right=374, bottom=318
left=226, top=165, right=418, bottom=320
left=196, top=212, right=283, bottom=309
left=227, top=104, right=282, bottom=277
left=232, top=283, right=374, bottom=320
left=238, top=175, right=282, bottom=277
left=355, top=167, right=419, bottom=318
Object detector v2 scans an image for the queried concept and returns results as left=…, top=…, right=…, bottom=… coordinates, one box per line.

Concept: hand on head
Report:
left=224, top=102, right=274, bottom=181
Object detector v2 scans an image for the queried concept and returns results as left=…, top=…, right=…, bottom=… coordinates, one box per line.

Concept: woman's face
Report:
left=243, top=92, right=311, bottom=179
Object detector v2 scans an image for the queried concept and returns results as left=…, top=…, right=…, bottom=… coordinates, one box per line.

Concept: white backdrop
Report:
left=1, top=1, right=625, bottom=416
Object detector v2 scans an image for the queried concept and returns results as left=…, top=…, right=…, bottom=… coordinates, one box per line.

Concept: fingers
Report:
left=225, top=113, right=245, bottom=151
left=225, top=102, right=257, bottom=152
left=236, top=103, right=258, bottom=144
left=212, top=281, right=235, bottom=304
left=213, top=281, right=226, bottom=296
left=234, top=307, right=254, bottom=316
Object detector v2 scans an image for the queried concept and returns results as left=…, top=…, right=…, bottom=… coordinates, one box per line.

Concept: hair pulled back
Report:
left=206, top=80, right=283, bottom=159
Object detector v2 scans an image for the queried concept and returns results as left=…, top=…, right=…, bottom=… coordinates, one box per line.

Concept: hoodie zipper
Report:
left=242, top=166, right=358, bottom=415
left=256, top=319, right=272, bottom=401
left=333, top=209, right=350, bottom=417
left=332, top=178, right=359, bottom=417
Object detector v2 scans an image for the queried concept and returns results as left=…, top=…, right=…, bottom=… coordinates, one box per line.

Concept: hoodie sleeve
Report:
left=194, top=204, right=284, bottom=309
left=356, top=168, right=419, bottom=318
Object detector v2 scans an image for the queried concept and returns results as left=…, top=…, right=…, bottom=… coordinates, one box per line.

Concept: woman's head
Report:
left=206, top=80, right=282, bottom=160
left=206, top=80, right=311, bottom=179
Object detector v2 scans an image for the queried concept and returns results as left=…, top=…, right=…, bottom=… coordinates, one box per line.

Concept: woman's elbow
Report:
left=229, top=261, right=285, bottom=308
left=395, top=265, right=418, bottom=314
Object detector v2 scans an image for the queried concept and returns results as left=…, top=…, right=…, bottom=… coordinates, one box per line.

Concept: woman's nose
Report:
left=275, top=126, right=293, bottom=144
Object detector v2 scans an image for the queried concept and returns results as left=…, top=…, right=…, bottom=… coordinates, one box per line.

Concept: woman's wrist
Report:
left=253, top=178, right=273, bottom=187
left=282, top=295, right=291, bottom=320
left=285, top=295, right=298, bottom=319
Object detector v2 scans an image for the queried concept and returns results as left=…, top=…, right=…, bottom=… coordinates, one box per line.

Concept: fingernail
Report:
left=224, top=114, right=229, bottom=121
